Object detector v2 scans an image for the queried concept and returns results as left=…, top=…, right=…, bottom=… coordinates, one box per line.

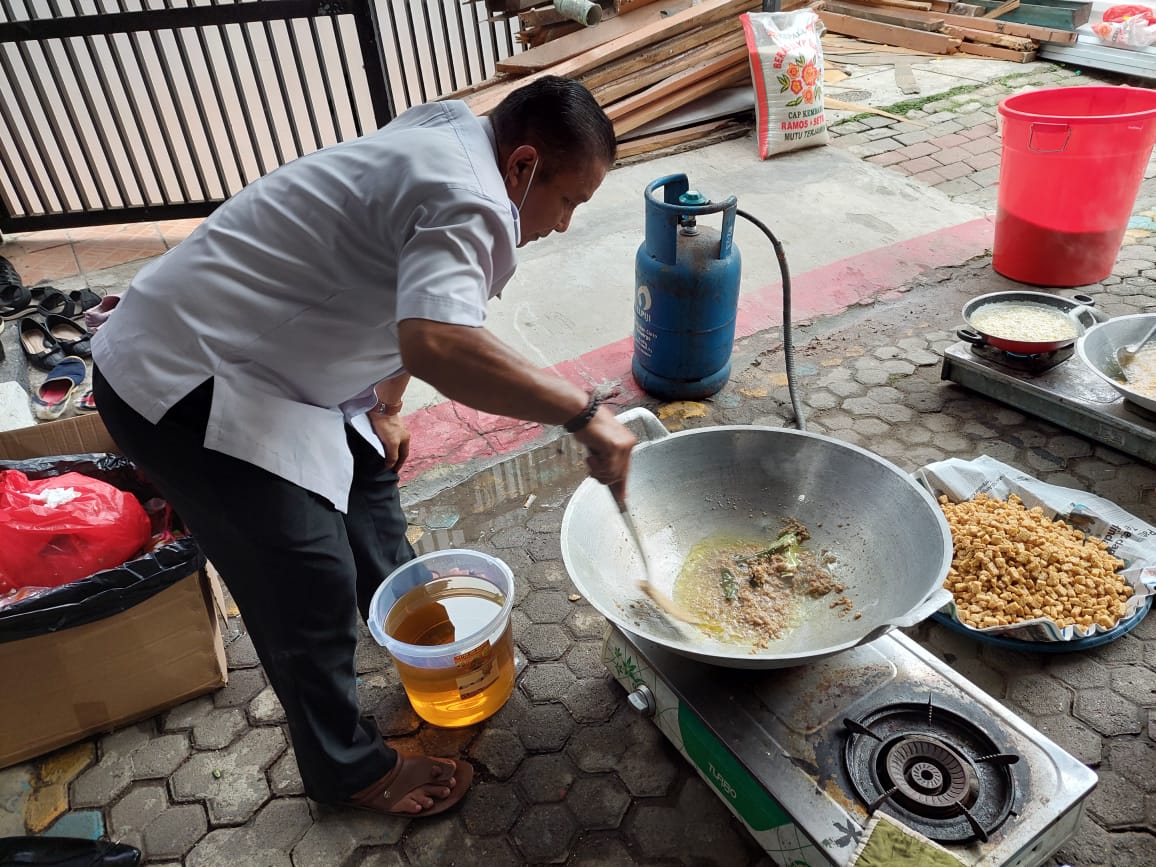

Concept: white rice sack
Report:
left=740, top=10, right=829, bottom=159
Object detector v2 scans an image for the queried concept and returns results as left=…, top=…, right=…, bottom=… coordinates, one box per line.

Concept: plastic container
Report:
left=368, top=549, right=516, bottom=727
left=993, top=86, right=1156, bottom=287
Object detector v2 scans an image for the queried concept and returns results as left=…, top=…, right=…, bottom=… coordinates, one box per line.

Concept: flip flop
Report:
left=340, top=753, right=474, bottom=818
left=33, top=356, right=87, bottom=421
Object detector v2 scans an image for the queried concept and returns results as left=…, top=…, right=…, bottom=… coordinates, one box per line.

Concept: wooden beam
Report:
left=467, top=0, right=761, bottom=114
left=613, top=62, right=750, bottom=136
left=850, top=0, right=934, bottom=11
left=518, top=20, right=585, bottom=46
left=983, top=0, right=1020, bottom=16
left=942, top=22, right=1034, bottom=46
left=495, top=0, right=690, bottom=73
left=817, top=10, right=963, bottom=51
left=882, top=5, right=1076, bottom=40
left=441, top=76, right=504, bottom=102
left=821, top=32, right=943, bottom=54
left=580, top=16, right=743, bottom=89
left=615, top=0, right=665, bottom=11
left=617, top=119, right=750, bottom=161
left=824, top=1, right=945, bottom=29
left=958, top=39, right=1036, bottom=58
left=606, top=46, right=749, bottom=121
left=591, top=30, right=747, bottom=104
left=928, top=0, right=981, bottom=12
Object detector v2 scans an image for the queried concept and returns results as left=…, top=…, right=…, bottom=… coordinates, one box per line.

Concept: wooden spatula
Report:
left=613, top=494, right=703, bottom=628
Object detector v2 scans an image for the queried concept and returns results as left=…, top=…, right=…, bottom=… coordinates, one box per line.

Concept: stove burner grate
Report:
left=965, top=339, right=1075, bottom=373
left=843, top=694, right=1020, bottom=844
left=882, top=735, right=978, bottom=815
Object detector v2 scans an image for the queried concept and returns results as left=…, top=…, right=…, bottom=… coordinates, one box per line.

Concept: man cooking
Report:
left=91, top=75, right=636, bottom=818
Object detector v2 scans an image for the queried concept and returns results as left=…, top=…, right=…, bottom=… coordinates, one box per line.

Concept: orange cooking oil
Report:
left=384, top=575, right=516, bottom=727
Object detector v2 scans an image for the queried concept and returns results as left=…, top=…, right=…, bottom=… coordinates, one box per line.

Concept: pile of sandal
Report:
left=0, top=255, right=101, bottom=421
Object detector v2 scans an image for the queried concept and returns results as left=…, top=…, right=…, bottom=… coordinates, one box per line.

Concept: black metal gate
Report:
left=0, top=0, right=520, bottom=233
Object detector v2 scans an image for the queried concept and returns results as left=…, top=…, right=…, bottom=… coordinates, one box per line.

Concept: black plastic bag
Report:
left=0, top=836, right=140, bottom=866
left=0, top=453, right=204, bottom=645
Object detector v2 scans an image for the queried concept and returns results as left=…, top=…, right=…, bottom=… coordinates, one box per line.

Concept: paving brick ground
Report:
left=828, top=65, right=1122, bottom=210
left=3, top=181, right=1155, bottom=865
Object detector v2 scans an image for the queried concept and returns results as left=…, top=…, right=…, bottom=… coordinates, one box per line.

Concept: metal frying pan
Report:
left=959, top=290, right=1108, bottom=355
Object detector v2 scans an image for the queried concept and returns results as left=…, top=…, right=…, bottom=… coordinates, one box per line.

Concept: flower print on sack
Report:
left=777, top=55, right=822, bottom=108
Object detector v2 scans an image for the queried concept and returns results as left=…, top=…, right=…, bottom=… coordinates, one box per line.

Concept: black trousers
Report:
left=93, top=368, right=413, bottom=802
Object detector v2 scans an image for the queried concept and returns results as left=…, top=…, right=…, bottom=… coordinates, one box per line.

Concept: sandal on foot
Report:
left=341, top=754, right=473, bottom=818
left=33, top=356, right=87, bottom=421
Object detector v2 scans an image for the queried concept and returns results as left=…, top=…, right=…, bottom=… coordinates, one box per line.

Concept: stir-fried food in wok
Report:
left=674, top=520, right=852, bottom=648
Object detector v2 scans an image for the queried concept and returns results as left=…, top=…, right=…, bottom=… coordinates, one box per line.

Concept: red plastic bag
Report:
left=0, top=470, right=152, bottom=593
left=1103, top=4, right=1154, bottom=22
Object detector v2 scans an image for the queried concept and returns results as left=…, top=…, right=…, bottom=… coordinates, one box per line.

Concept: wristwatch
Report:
left=371, top=400, right=404, bottom=417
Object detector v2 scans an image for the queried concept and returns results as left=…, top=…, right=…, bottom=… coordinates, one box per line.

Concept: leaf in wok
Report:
left=720, top=568, right=739, bottom=602
left=734, top=532, right=799, bottom=564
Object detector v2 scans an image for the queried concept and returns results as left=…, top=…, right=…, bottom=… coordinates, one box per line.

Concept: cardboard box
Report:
left=0, top=411, right=117, bottom=461
left=0, top=414, right=228, bottom=769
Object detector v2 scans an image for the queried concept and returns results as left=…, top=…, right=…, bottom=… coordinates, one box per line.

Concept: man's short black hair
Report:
left=491, top=76, right=616, bottom=176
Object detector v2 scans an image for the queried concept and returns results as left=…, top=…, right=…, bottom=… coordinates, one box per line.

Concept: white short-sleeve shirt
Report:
left=93, top=102, right=520, bottom=512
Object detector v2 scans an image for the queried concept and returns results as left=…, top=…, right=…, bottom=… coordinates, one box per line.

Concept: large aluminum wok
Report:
left=1077, top=313, right=1156, bottom=415
left=561, top=409, right=953, bottom=669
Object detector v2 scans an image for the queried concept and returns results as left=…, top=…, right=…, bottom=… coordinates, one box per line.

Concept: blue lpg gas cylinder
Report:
left=632, top=174, right=741, bottom=401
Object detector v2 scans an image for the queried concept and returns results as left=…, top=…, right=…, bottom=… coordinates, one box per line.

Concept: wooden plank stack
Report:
left=816, top=0, right=1082, bottom=61
left=462, top=0, right=784, bottom=159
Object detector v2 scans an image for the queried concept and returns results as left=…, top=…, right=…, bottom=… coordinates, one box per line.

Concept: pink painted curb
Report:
left=402, top=216, right=994, bottom=481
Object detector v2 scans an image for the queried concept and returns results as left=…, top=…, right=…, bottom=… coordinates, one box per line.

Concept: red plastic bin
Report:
left=993, top=86, right=1156, bottom=287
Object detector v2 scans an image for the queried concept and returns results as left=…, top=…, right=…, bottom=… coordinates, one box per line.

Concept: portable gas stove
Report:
left=941, top=338, right=1156, bottom=466
left=603, top=626, right=1096, bottom=867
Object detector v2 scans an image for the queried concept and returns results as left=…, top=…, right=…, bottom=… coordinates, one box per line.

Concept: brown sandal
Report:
left=342, top=753, right=474, bottom=818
